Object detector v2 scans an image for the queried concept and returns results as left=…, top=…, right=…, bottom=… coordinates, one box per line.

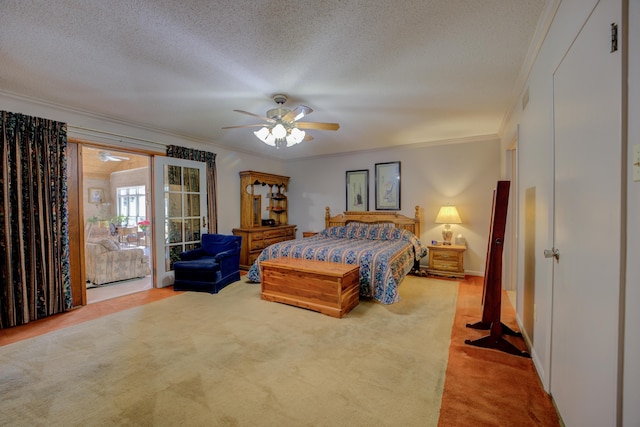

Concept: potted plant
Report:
left=111, top=215, right=128, bottom=227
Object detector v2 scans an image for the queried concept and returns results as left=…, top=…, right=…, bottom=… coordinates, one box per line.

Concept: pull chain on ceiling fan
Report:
left=222, top=94, right=339, bottom=148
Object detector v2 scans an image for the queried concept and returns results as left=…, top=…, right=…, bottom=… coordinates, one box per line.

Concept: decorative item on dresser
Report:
left=232, top=171, right=297, bottom=270
left=426, top=244, right=466, bottom=278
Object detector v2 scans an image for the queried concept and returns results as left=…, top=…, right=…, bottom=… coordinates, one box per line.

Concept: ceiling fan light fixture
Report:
left=271, top=123, right=287, bottom=139
left=286, top=128, right=305, bottom=146
left=264, top=133, right=276, bottom=146
left=227, top=94, right=338, bottom=148
left=254, top=127, right=270, bottom=141
left=253, top=127, right=277, bottom=146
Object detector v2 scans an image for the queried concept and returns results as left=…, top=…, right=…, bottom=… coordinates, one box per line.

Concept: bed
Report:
left=247, top=206, right=428, bottom=304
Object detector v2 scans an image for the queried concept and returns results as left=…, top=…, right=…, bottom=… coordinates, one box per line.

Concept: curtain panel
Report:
left=166, top=145, right=218, bottom=234
left=0, top=111, right=72, bottom=328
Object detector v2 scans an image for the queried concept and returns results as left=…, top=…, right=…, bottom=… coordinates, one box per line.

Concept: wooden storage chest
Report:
left=260, top=258, right=360, bottom=318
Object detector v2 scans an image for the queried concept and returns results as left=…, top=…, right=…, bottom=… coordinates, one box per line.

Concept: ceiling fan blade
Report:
left=282, top=105, right=312, bottom=123
left=233, top=109, right=275, bottom=123
left=296, top=121, right=340, bottom=131
left=98, top=151, right=129, bottom=162
left=222, top=124, right=268, bottom=129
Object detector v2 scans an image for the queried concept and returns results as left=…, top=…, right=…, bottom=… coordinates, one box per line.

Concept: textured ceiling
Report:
left=0, top=0, right=546, bottom=160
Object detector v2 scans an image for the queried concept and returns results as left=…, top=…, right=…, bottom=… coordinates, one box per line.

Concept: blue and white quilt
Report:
left=247, top=224, right=427, bottom=304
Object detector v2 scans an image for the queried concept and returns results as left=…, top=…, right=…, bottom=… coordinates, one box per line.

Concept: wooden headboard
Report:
left=325, top=206, right=421, bottom=237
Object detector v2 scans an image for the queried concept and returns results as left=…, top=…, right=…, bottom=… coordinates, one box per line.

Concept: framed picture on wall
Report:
left=346, top=169, right=369, bottom=211
left=375, top=161, right=401, bottom=210
left=88, top=187, right=104, bottom=203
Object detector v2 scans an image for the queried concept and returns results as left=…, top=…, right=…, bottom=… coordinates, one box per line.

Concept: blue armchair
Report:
left=173, top=234, right=242, bottom=293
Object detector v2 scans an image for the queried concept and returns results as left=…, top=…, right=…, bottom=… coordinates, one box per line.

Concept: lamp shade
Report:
left=435, top=205, right=462, bottom=224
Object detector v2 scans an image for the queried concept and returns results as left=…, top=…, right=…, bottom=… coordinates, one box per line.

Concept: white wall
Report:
left=83, top=177, right=110, bottom=220
left=624, top=0, right=640, bottom=424
left=285, top=137, right=501, bottom=274
left=501, top=0, right=639, bottom=424
left=500, top=0, right=603, bottom=390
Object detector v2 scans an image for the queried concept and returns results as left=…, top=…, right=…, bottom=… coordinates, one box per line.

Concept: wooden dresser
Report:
left=233, top=225, right=296, bottom=270
left=233, top=171, right=296, bottom=270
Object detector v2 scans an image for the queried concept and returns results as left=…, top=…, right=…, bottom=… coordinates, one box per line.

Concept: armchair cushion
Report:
left=173, top=233, right=242, bottom=294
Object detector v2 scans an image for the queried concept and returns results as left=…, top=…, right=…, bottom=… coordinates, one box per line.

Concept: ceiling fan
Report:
left=98, top=151, right=130, bottom=162
left=222, top=94, right=340, bottom=148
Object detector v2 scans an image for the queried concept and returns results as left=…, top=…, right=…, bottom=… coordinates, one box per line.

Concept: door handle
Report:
left=544, top=248, right=560, bottom=262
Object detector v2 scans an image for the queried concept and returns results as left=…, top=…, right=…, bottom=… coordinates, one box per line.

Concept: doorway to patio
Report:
left=82, top=145, right=154, bottom=303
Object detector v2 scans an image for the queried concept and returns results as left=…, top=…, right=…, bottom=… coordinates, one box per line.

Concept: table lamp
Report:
left=435, top=205, right=462, bottom=245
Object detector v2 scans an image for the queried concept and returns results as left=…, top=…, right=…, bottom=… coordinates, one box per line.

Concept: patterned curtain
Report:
left=166, top=145, right=218, bottom=233
left=0, top=111, right=72, bottom=328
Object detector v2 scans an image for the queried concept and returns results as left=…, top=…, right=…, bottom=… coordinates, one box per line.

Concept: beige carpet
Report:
left=0, top=276, right=458, bottom=427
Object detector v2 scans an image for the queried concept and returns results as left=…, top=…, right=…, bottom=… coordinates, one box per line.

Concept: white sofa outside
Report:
left=86, top=239, right=151, bottom=285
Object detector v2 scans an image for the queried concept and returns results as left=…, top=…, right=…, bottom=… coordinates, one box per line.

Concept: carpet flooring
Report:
left=0, top=276, right=457, bottom=426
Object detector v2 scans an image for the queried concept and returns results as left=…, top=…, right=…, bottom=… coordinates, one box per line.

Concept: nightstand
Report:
left=302, top=231, right=319, bottom=238
left=426, top=244, right=466, bottom=279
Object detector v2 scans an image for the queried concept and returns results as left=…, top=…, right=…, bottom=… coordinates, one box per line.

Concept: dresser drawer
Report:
left=263, top=229, right=285, bottom=239
left=250, top=240, right=265, bottom=251
left=265, top=236, right=285, bottom=246
left=432, top=250, right=459, bottom=262
left=233, top=225, right=297, bottom=270
left=432, top=260, right=460, bottom=272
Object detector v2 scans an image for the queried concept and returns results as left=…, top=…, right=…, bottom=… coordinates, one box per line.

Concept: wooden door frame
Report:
left=67, top=141, right=86, bottom=306
left=68, top=138, right=159, bottom=306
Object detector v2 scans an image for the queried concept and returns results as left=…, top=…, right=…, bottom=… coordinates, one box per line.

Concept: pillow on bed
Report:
left=345, top=221, right=394, bottom=228
left=323, top=224, right=404, bottom=240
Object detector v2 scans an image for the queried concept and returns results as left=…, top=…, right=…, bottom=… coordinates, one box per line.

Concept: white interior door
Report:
left=154, top=157, right=208, bottom=287
left=550, top=0, right=621, bottom=425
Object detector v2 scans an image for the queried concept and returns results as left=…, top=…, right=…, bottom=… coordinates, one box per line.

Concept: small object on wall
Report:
left=88, top=187, right=104, bottom=204
left=346, top=169, right=369, bottom=211
left=375, top=161, right=401, bottom=210
left=633, top=143, right=640, bottom=182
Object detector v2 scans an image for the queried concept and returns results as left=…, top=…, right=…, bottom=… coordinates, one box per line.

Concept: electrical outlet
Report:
left=634, top=144, right=640, bottom=182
